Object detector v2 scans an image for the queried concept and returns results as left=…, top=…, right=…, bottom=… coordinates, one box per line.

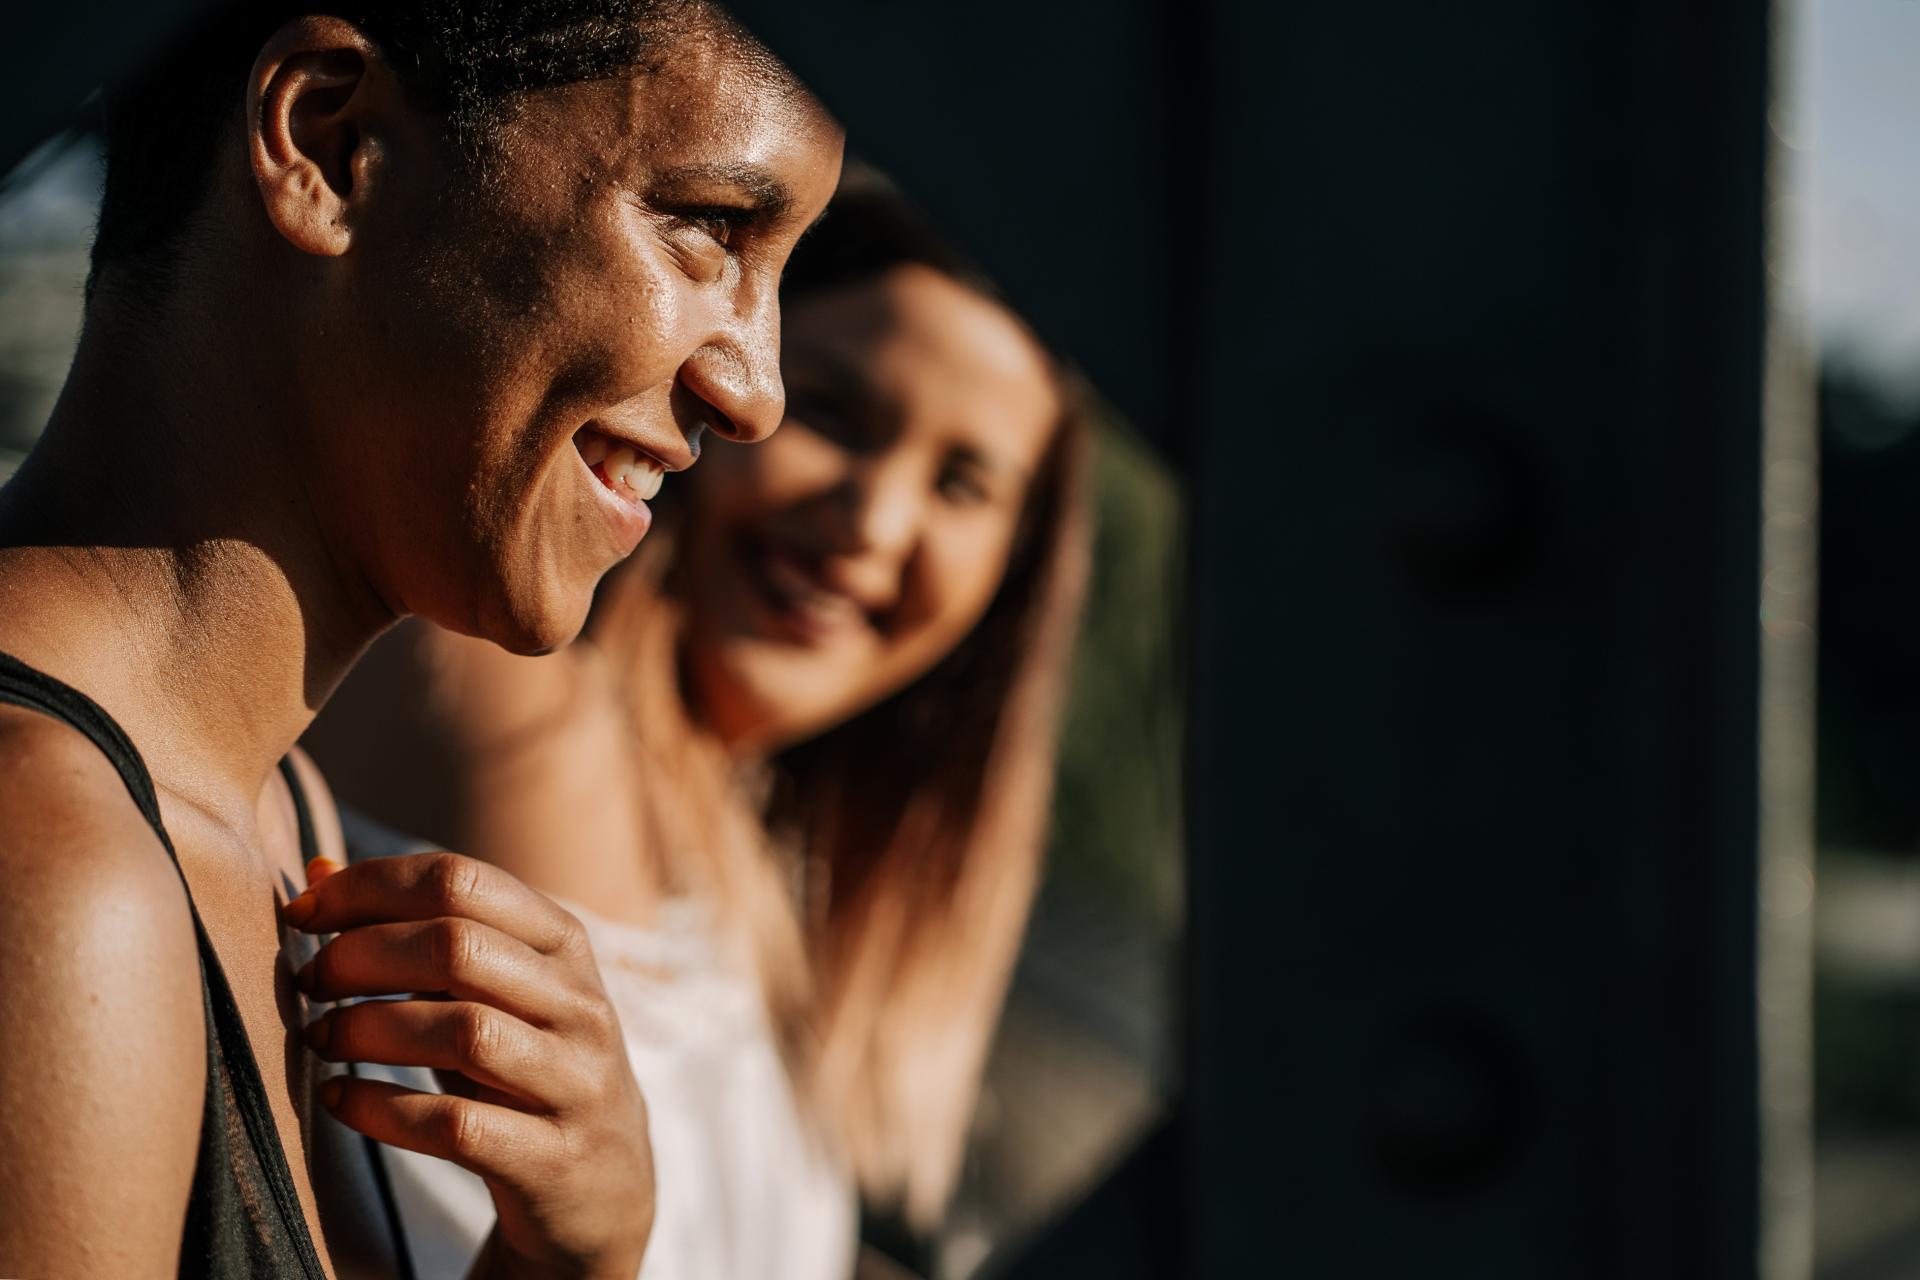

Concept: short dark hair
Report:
left=779, top=163, right=1001, bottom=310
left=91, top=0, right=776, bottom=294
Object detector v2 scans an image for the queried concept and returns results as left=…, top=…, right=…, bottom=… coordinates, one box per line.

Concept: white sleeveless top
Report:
left=374, top=897, right=858, bottom=1280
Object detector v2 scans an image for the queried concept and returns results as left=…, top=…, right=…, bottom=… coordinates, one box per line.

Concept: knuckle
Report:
left=435, top=1098, right=492, bottom=1162
left=552, top=909, right=590, bottom=957
left=589, top=998, right=622, bottom=1044
left=451, top=1004, right=502, bottom=1068
left=429, top=917, right=485, bottom=981
left=422, top=852, right=484, bottom=913
left=571, top=990, right=621, bottom=1045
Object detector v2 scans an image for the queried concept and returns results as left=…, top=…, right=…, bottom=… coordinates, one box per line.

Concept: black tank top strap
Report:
left=0, top=650, right=172, bottom=852
left=279, top=756, right=323, bottom=866
left=0, top=650, right=327, bottom=1279
left=274, top=754, right=420, bottom=1279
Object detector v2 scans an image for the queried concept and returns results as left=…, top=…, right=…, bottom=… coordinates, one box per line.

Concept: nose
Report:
left=814, top=462, right=924, bottom=613
left=677, top=287, right=784, bottom=444
left=834, top=457, right=926, bottom=565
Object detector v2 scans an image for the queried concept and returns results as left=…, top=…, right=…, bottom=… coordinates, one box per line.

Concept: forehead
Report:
left=787, top=264, right=1060, bottom=450
left=613, top=38, right=834, bottom=170
left=501, top=36, right=839, bottom=182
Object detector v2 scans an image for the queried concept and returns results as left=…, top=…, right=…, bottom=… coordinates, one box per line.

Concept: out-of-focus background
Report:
left=1801, top=3, right=1920, bottom=1276
left=0, top=137, right=95, bottom=481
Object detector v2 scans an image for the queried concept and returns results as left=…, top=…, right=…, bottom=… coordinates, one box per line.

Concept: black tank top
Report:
left=0, top=650, right=334, bottom=1277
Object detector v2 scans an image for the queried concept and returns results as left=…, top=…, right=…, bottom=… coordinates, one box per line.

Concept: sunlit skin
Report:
left=681, top=263, right=1063, bottom=756
left=305, top=34, right=845, bottom=651
left=0, top=13, right=841, bottom=1280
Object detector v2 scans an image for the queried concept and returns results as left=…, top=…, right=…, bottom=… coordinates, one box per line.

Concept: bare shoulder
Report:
left=0, top=705, right=207, bottom=1272
left=0, top=703, right=191, bottom=899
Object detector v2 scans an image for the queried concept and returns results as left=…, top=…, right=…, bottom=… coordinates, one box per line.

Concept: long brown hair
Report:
left=594, top=169, right=1093, bottom=1226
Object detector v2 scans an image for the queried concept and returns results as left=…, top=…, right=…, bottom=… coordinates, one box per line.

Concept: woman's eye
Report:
left=936, top=466, right=992, bottom=507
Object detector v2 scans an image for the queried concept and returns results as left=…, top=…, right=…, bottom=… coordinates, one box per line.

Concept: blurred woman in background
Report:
left=308, top=171, right=1094, bottom=1278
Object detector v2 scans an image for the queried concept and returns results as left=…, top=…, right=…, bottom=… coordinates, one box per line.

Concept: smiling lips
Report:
left=749, top=541, right=871, bottom=643
left=576, top=428, right=666, bottom=501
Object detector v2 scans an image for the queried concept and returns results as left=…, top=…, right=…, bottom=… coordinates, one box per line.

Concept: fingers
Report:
left=282, top=851, right=586, bottom=956
left=320, top=1074, right=565, bottom=1190
left=308, top=1000, right=571, bottom=1108
left=299, top=917, right=591, bottom=1027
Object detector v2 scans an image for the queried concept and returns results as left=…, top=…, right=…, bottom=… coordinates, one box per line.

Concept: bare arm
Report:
left=0, top=714, right=206, bottom=1277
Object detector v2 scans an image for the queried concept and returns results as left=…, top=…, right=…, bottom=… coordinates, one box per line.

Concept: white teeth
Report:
left=629, top=456, right=664, bottom=500
left=764, top=554, right=862, bottom=624
left=594, top=441, right=666, bottom=502
left=604, top=444, right=637, bottom=490
left=578, top=432, right=612, bottom=468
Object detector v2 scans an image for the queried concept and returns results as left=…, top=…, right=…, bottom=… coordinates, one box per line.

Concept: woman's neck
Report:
left=0, top=299, right=394, bottom=820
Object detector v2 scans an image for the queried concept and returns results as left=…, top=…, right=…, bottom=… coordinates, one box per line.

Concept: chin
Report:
left=715, top=645, right=859, bottom=741
left=465, top=578, right=596, bottom=657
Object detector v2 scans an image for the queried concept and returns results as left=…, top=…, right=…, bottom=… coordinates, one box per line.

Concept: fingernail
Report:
left=295, top=957, right=317, bottom=995
left=305, top=1015, right=332, bottom=1054
left=282, top=891, right=318, bottom=929
left=305, top=856, right=342, bottom=885
left=319, top=1076, right=345, bottom=1109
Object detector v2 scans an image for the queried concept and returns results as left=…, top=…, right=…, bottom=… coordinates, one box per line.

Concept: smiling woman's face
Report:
left=325, top=35, right=842, bottom=654
left=678, top=263, right=1062, bottom=752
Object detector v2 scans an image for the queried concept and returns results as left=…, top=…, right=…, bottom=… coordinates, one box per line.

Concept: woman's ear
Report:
left=246, top=16, right=394, bottom=257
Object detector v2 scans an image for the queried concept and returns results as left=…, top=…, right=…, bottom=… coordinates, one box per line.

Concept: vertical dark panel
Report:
left=1182, top=0, right=1772, bottom=1276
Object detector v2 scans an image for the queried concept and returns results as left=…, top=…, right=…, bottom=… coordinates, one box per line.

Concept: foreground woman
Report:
left=310, top=175, right=1093, bottom=1277
left=0, top=3, right=841, bottom=1276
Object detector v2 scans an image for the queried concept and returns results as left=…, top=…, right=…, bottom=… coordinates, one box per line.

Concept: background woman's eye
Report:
left=936, top=464, right=992, bottom=507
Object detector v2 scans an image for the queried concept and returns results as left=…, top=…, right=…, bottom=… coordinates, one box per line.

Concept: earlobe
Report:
left=247, top=17, right=386, bottom=258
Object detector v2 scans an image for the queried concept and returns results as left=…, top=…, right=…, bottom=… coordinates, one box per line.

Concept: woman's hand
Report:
left=282, top=851, right=653, bottom=1280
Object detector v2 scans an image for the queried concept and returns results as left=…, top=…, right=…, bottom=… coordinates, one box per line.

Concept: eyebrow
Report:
left=949, top=440, right=1029, bottom=488
left=795, top=347, right=896, bottom=439
left=795, top=350, right=1030, bottom=485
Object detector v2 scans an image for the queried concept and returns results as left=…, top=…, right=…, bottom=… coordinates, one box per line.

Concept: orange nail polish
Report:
left=318, top=1076, right=345, bottom=1109
left=305, top=856, right=342, bottom=885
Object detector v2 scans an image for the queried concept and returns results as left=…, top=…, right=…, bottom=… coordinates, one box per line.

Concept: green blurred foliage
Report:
left=1045, top=421, right=1184, bottom=930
